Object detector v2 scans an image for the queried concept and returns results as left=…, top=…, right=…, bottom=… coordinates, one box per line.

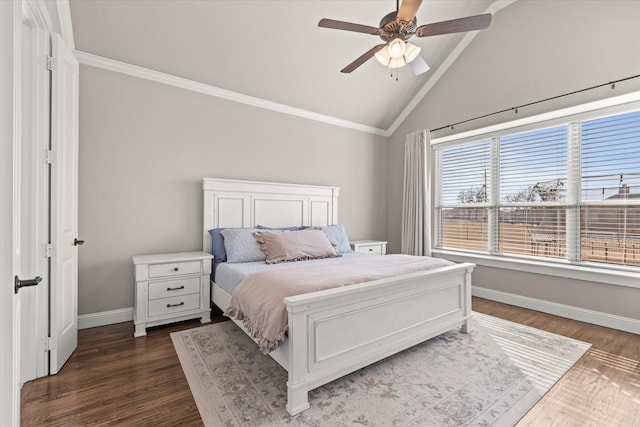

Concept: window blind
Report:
left=440, top=140, right=491, bottom=204
left=434, top=106, right=640, bottom=268
left=580, top=111, right=640, bottom=265
left=499, top=126, right=568, bottom=259
left=437, top=140, right=490, bottom=252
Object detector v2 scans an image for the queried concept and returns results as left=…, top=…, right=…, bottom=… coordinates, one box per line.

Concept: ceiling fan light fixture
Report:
left=374, top=46, right=391, bottom=66
left=387, top=38, right=406, bottom=59
left=319, top=5, right=493, bottom=75
left=388, top=57, right=407, bottom=69
left=404, top=42, right=421, bottom=63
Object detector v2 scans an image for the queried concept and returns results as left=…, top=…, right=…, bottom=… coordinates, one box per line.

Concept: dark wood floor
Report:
left=21, top=298, right=640, bottom=426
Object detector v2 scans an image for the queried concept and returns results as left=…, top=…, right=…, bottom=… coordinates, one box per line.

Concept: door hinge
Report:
left=43, top=337, right=55, bottom=352
left=46, top=56, right=56, bottom=71
left=46, top=149, right=56, bottom=164
left=44, top=243, right=54, bottom=258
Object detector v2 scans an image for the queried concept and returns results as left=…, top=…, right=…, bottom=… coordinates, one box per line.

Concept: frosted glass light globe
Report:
left=388, top=57, right=406, bottom=69
left=374, top=46, right=391, bottom=66
left=404, top=42, right=421, bottom=63
left=388, top=38, right=406, bottom=59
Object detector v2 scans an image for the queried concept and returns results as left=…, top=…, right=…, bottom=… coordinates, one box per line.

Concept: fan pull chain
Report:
left=390, top=67, right=399, bottom=81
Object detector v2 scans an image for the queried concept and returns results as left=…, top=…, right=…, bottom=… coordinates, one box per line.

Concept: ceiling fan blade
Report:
left=397, top=0, right=423, bottom=22
left=416, top=13, right=492, bottom=37
left=409, top=55, right=430, bottom=75
left=341, top=44, right=385, bottom=73
left=318, top=18, right=380, bottom=35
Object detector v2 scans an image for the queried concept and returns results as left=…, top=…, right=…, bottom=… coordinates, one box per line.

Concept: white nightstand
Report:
left=350, top=240, right=387, bottom=255
left=132, top=251, right=213, bottom=337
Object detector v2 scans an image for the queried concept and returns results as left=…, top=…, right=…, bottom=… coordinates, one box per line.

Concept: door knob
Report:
left=15, top=275, right=42, bottom=294
left=74, top=238, right=85, bottom=246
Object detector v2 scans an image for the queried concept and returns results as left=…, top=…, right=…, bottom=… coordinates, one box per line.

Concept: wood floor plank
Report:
left=472, top=298, right=640, bottom=427
left=21, top=300, right=640, bottom=426
left=21, top=319, right=209, bottom=427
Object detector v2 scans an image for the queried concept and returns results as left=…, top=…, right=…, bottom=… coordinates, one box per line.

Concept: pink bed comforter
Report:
left=224, top=254, right=454, bottom=353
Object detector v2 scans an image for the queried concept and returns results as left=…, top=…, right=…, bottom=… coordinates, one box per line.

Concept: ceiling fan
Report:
left=318, top=0, right=492, bottom=75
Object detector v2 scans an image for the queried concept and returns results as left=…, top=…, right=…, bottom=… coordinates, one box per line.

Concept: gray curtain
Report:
left=401, top=130, right=430, bottom=256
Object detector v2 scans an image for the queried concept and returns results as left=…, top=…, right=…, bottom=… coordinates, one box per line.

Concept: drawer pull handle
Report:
left=368, top=248, right=373, bottom=252
left=167, top=302, right=185, bottom=308
left=173, top=267, right=179, bottom=272
left=167, top=285, right=185, bottom=291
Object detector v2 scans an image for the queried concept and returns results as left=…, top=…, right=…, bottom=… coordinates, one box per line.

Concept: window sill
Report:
left=431, top=249, right=640, bottom=289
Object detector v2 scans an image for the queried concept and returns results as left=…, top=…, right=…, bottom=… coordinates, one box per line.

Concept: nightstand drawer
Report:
left=358, top=244, right=384, bottom=254
left=148, top=260, right=200, bottom=278
left=350, top=240, right=387, bottom=255
left=148, top=293, right=200, bottom=317
left=148, top=277, right=200, bottom=300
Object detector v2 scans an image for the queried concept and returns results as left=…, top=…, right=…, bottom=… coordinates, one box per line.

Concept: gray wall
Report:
left=386, top=0, right=640, bottom=319
left=78, top=66, right=387, bottom=315
left=79, top=0, right=640, bottom=319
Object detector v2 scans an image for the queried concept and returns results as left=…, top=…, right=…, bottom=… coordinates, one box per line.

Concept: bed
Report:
left=202, top=177, right=475, bottom=416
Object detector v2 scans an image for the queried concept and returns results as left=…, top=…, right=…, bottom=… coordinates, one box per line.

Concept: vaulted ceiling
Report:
left=70, top=0, right=500, bottom=133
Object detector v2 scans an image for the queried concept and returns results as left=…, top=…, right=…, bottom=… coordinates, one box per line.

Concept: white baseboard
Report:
left=78, top=307, right=133, bottom=330
left=473, top=286, right=640, bottom=335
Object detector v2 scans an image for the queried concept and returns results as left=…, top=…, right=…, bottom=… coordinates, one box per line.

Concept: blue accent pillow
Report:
left=322, top=224, right=353, bottom=253
left=208, top=228, right=229, bottom=263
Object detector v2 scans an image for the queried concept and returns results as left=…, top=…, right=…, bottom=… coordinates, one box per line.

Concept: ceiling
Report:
left=69, top=0, right=497, bottom=132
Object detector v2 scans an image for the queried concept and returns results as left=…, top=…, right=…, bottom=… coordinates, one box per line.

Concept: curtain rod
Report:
left=429, top=73, right=640, bottom=133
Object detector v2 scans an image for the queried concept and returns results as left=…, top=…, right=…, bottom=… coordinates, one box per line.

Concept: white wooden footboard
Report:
left=283, top=262, right=474, bottom=415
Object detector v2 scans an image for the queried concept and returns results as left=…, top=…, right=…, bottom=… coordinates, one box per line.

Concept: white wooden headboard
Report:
left=202, top=178, right=340, bottom=253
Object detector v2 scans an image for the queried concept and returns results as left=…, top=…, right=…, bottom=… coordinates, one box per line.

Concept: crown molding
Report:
left=387, top=0, right=518, bottom=137
left=73, top=50, right=389, bottom=137
left=72, top=0, right=515, bottom=139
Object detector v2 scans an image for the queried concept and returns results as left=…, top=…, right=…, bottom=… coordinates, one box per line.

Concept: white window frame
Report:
left=431, top=91, right=640, bottom=289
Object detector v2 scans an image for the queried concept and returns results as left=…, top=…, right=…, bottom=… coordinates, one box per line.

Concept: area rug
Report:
left=171, top=313, right=590, bottom=426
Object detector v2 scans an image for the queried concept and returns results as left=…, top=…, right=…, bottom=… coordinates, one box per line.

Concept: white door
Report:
left=0, top=2, right=37, bottom=426
left=19, top=0, right=52, bottom=384
left=49, top=33, right=80, bottom=374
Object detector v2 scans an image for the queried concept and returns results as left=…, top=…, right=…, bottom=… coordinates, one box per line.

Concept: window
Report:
left=499, top=126, right=568, bottom=259
left=580, top=111, right=640, bottom=265
left=438, top=140, right=490, bottom=252
left=434, top=104, right=640, bottom=269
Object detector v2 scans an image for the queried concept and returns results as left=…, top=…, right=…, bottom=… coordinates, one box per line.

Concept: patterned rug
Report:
left=171, top=313, right=590, bottom=426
